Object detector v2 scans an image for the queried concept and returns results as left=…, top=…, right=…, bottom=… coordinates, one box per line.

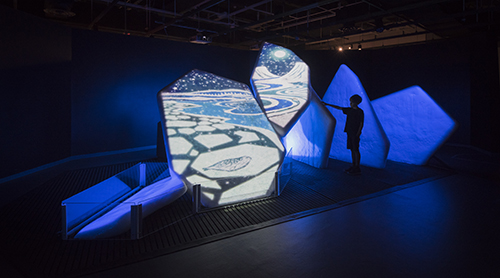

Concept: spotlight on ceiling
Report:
left=190, top=34, right=212, bottom=44
left=338, top=46, right=343, bottom=51
left=358, top=44, right=362, bottom=51
left=44, top=0, right=75, bottom=19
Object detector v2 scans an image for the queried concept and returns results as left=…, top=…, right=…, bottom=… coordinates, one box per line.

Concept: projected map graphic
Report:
left=158, top=70, right=284, bottom=208
left=251, top=42, right=310, bottom=136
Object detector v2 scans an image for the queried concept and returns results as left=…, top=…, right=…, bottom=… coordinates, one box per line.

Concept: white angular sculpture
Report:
left=158, top=69, right=285, bottom=208
left=251, top=42, right=311, bottom=137
left=323, top=64, right=390, bottom=168
left=283, top=90, right=336, bottom=168
left=372, top=86, right=457, bottom=165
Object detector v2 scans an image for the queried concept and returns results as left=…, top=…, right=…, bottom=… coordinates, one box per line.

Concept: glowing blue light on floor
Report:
left=372, top=86, right=457, bottom=165
left=323, top=64, right=390, bottom=169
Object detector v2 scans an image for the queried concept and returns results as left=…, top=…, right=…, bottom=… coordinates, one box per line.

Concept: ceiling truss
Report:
left=4, top=0, right=500, bottom=50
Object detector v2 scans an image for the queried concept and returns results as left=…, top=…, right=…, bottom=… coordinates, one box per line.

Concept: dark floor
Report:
left=1, top=144, right=499, bottom=278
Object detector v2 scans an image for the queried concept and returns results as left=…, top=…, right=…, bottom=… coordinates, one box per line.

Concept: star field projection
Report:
left=169, top=70, right=248, bottom=93
left=256, top=43, right=303, bottom=76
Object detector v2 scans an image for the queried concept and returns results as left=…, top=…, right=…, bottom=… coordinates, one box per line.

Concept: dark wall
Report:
left=296, top=37, right=472, bottom=145
left=470, top=33, right=500, bottom=152
left=71, top=30, right=256, bottom=155
left=0, top=5, right=72, bottom=179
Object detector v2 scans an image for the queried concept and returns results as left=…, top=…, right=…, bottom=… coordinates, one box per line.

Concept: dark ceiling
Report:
left=3, top=0, right=500, bottom=50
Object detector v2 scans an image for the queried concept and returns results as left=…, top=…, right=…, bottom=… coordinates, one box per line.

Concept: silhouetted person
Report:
left=322, top=94, right=364, bottom=175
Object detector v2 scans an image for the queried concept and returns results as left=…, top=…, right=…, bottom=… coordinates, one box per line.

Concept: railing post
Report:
left=61, top=204, right=68, bottom=240
left=140, top=163, right=146, bottom=187
left=274, top=171, right=280, bottom=197
left=131, top=204, right=143, bottom=240
left=192, top=184, right=201, bottom=213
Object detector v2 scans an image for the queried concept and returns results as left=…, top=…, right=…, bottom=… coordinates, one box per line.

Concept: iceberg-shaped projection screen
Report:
left=283, top=90, right=335, bottom=168
left=323, top=64, right=390, bottom=169
left=158, top=69, right=285, bottom=208
left=251, top=42, right=311, bottom=137
left=372, top=86, right=457, bottom=165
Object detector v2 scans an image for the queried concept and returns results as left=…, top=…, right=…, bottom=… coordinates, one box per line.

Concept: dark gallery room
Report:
left=1, top=1, right=500, bottom=277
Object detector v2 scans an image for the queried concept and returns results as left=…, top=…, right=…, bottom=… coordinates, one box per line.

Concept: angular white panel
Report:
left=158, top=69, right=284, bottom=208
left=251, top=42, right=311, bottom=136
left=372, top=86, right=457, bottom=165
left=283, top=90, right=336, bottom=168
left=323, top=64, right=390, bottom=168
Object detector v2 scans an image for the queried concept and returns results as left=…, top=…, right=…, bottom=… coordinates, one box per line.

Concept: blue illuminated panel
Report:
left=62, top=162, right=186, bottom=239
left=158, top=70, right=284, bottom=208
left=372, top=86, right=457, bottom=165
left=323, top=64, right=390, bottom=169
left=283, top=90, right=336, bottom=168
left=74, top=171, right=186, bottom=239
left=251, top=42, right=311, bottom=137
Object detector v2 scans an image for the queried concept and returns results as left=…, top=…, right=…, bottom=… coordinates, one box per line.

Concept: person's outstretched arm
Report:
left=321, top=101, right=344, bottom=110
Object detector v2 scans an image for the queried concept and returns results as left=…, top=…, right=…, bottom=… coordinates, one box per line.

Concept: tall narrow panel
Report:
left=158, top=70, right=284, bottom=208
left=251, top=42, right=311, bottom=137
left=372, top=86, right=457, bottom=165
left=283, top=90, right=336, bottom=168
left=323, top=64, right=390, bottom=168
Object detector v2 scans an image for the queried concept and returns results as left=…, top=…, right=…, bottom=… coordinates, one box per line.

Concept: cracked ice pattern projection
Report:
left=323, top=64, right=390, bottom=168
left=251, top=42, right=310, bottom=136
left=372, top=86, right=457, bottom=165
left=283, top=90, right=336, bottom=168
left=158, top=70, right=284, bottom=208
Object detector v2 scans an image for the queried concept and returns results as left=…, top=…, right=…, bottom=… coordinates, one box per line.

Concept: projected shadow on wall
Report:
left=323, top=64, right=390, bottom=169
left=158, top=69, right=285, bottom=208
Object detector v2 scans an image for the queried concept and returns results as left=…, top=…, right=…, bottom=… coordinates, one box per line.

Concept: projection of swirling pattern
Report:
left=158, top=70, right=284, bottom=208
left=251, top=42, right=310, bottom=136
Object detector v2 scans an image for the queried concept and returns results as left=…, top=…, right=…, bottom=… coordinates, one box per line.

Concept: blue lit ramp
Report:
left=251, top=42, right=311, bottom=137
left=62, top=163, right=187, bottom=239
left=158, top=70, right=284, bottom=208
left=372, top=86, right=457, bottom=165
left=323, top=64, right=390, bottom=169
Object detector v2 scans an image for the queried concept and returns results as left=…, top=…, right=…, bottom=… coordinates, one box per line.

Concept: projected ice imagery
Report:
left=251, top=42, right=311, bottom=137
left=283, top=91, right=336, bottom=168
left=323, top=64, right=390, bottom=168
left=372, top=86, right=457, bottom=165
left=158, top=70, right=285, bottom=208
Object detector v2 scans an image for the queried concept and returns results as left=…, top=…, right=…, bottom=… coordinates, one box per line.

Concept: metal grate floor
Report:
left=0, top=158, right=450, bottom=278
